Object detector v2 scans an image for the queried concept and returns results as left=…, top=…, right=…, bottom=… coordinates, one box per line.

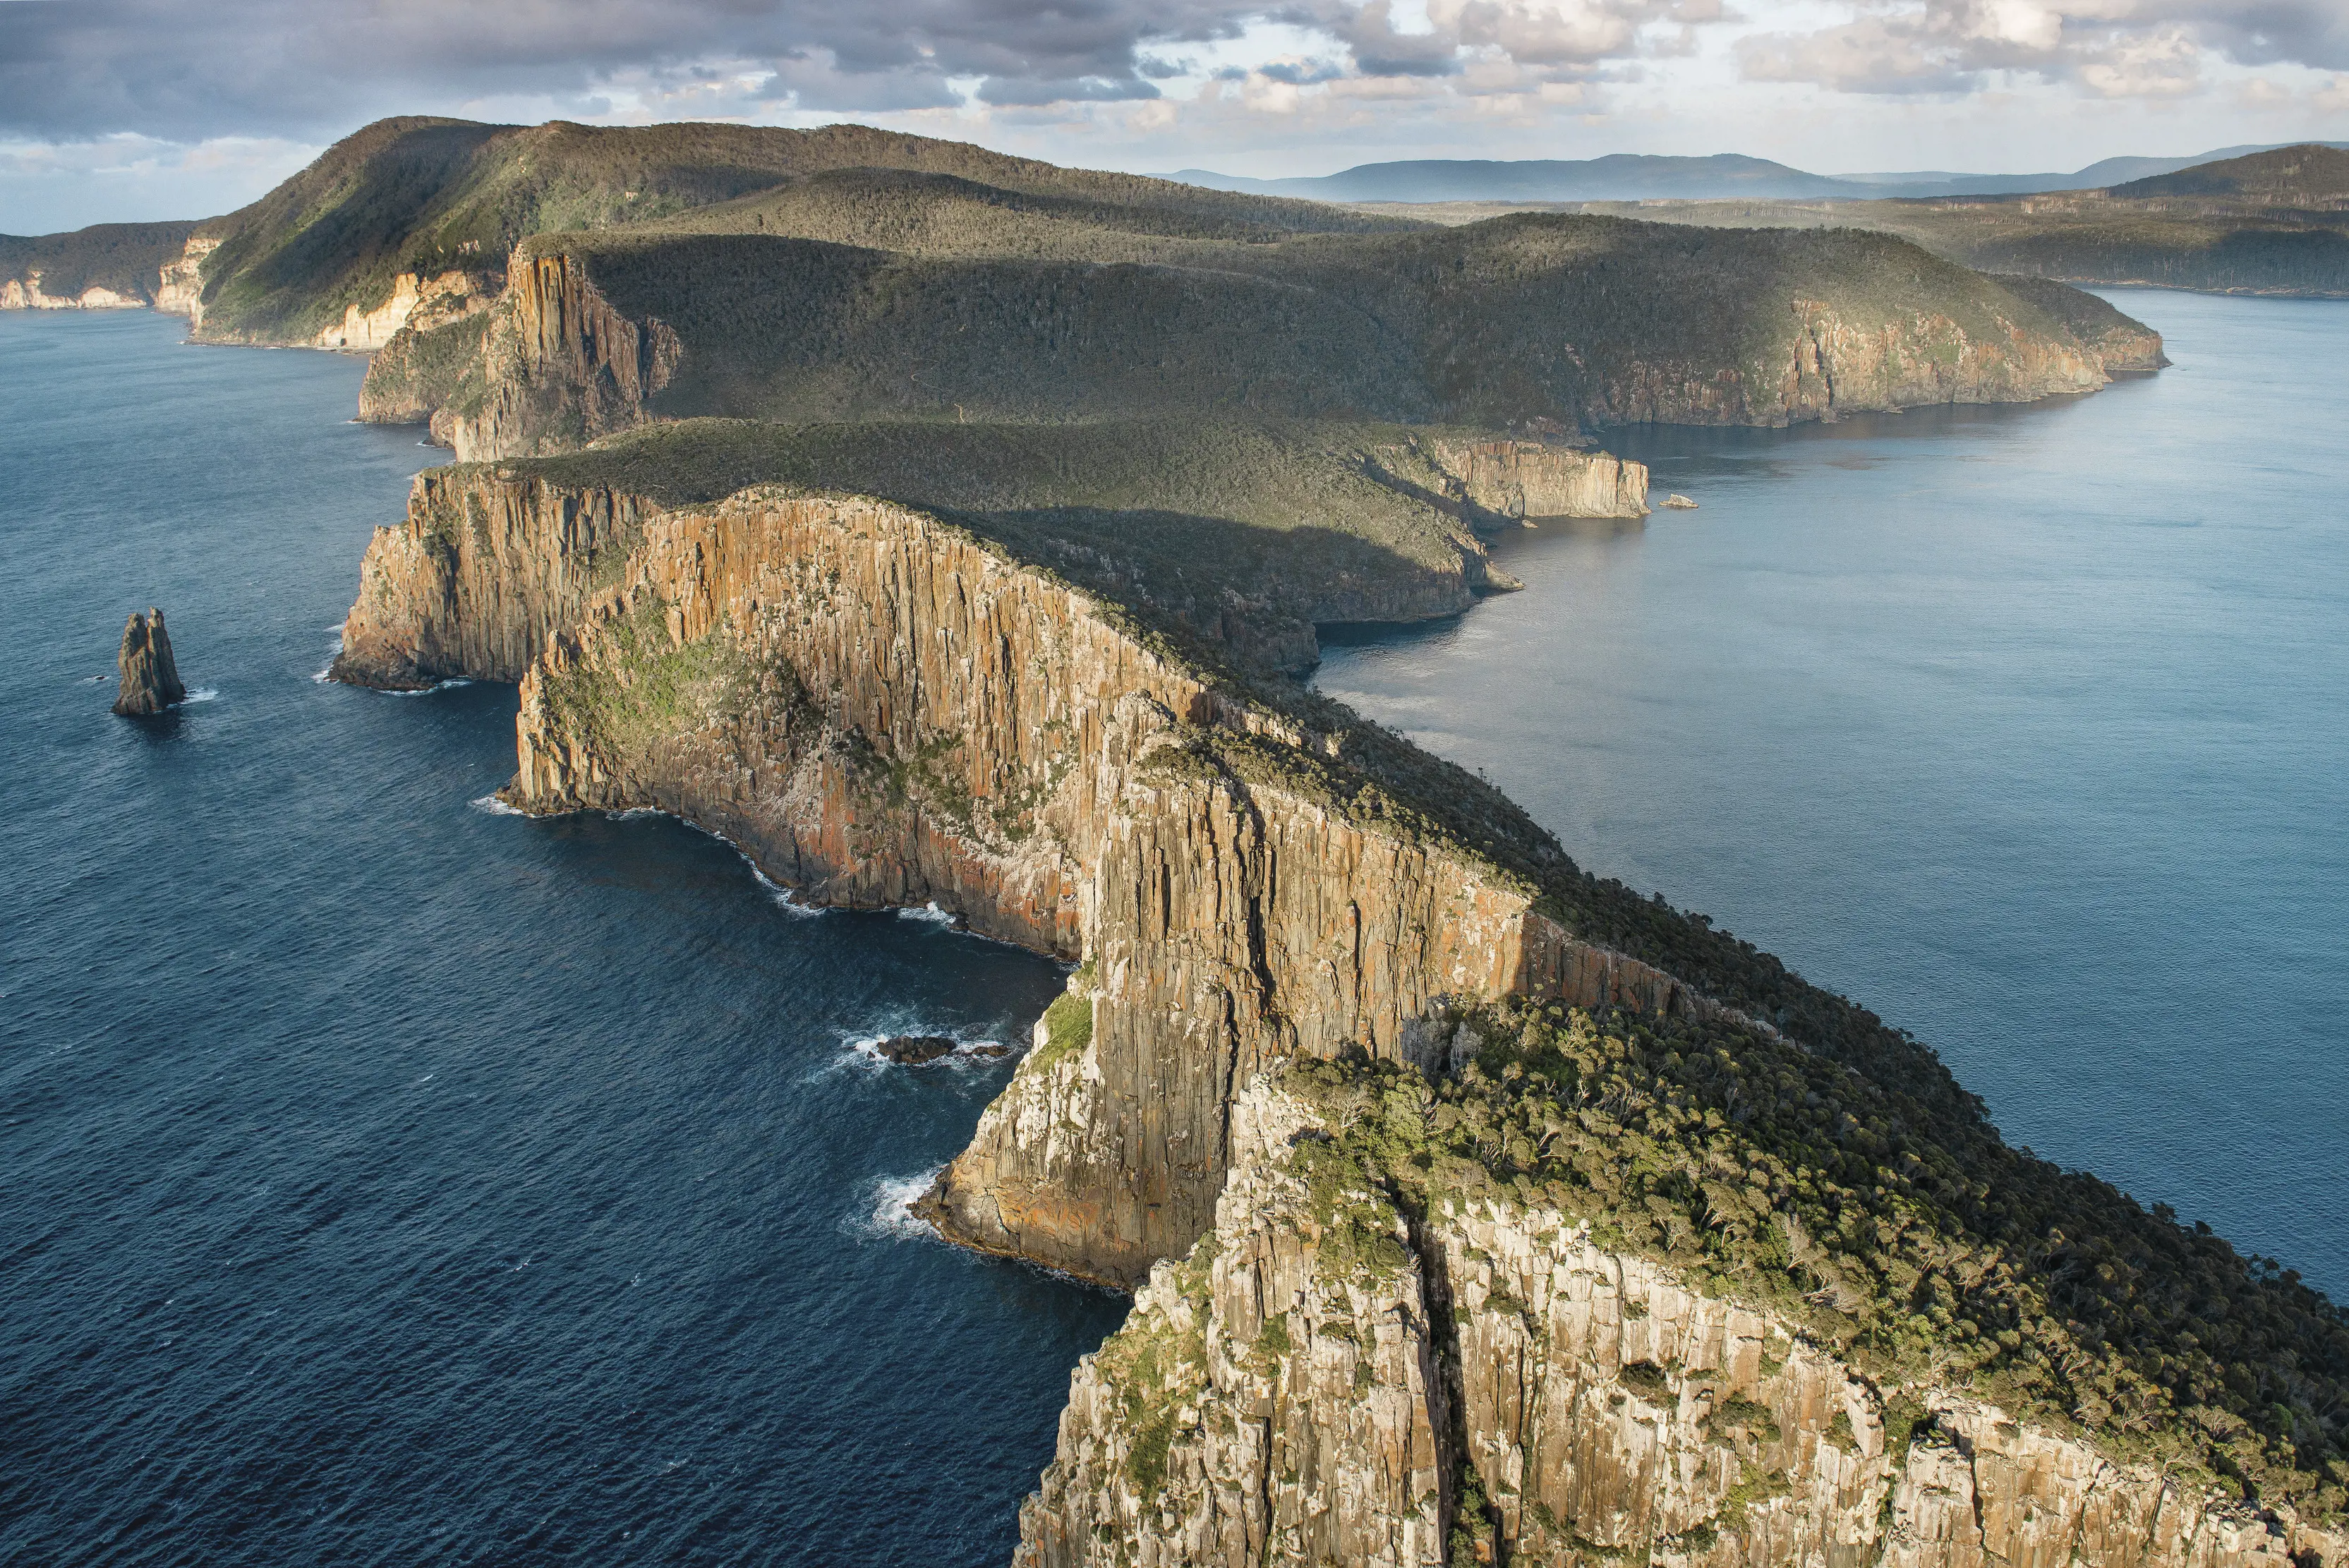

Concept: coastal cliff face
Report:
left=1399, top=438, right=1650, bottom=521
left=312, top=267, right=497, bottom=351
left=155, top=235, right=219, bottom=320
left=330, top=435, right=2346, bottom=1567
left=1566, top=300, right=2106, bottom=429
left=1024, top=1078, right=2346, bottom=1568
left=426, top=251, right=679, bottom=459
left=1, top=275, right=146, bottom=310
left=330, top=466, right=660, bottom=687
left=334, top=459, right=1698, bottom=1282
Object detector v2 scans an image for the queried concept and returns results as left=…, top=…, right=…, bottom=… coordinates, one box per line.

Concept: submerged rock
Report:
left=112, top=608, right=187, bottom=715
left=874, top=1035, right=959, bottom=1065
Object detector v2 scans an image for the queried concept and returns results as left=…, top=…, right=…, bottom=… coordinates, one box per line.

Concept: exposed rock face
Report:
left=1, top=275, right=145, bottom=310
left=1425, top=438, right=1650, bottom=521
left=329, top=467, right=661, bottom=688
left=428, top=251, right=679, bottom=460
left=312, top=267, right=498, bottom=351
left=1021, top=1074, right=2349, bottom=1568
left=112, top=608, right=187, bottom=715
left=330, top=446, right=2346, bottom=1565
left=1019, top=1083, right=1450, bottom=1567
left=154, top=236, right=219, bottom=320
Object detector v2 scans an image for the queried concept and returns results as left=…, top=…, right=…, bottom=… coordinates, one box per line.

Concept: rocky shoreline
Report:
left=326, top=438, right=2348, bottom=1567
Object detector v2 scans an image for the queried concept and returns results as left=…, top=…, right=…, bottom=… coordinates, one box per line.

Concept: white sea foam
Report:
left=379, top=677, right=472, bottom=698
left=843, top=1167, right=943, bottom=1242
left=746, top=861, right=825, bottom=918
left=469, top=793, right=527, bottom=817
left=181, top=687, right=219, bottom=704
left=897, top=901, right=957, bottom=927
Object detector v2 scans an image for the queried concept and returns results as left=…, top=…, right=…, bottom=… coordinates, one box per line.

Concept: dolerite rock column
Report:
left=113, top=608, right=187, bottom=715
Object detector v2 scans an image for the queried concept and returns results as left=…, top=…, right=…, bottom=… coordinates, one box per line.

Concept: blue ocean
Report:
left=1318, top=289, right=2348, bottom=1300
left=0, top=312, right=1121, bottom=1565
left=4, top=289, right=2341, bottom=1564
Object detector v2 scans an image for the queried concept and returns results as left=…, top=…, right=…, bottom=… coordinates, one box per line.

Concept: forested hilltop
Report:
left=78, top=116, right=2139, bottom=457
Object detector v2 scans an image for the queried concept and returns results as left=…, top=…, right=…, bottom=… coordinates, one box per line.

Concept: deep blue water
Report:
left=0, top=310, right=1124, bottom=1566
left=1317, top=289, right=2348, bottom=1298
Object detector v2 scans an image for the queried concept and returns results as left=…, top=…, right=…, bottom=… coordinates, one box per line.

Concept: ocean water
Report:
left=1317, top=289, right=2348, bottom=1298
left=0, top=310, right=1123, bottom=1565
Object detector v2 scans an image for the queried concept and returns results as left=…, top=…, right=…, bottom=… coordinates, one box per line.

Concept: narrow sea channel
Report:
left=1315, top=289, right=2349, bottom=1299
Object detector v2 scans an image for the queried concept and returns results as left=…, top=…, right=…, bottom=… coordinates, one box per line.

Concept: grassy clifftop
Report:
left=457, top=416, right=1558, bottom=670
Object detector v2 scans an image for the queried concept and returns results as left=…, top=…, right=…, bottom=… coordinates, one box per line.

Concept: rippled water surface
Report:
left=0, top=310, right=1123, bottom=1566
left=1317, top=290, right=2348, bottom=1297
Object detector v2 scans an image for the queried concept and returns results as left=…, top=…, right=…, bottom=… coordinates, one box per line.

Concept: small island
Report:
left=111, top=608, right=186, bottom=716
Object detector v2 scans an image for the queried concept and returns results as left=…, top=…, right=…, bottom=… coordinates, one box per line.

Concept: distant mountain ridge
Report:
left=1169, top=141, right=2349, bottom=205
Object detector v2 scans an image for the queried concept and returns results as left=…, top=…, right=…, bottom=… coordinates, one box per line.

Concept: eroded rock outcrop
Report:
left=327, top=432, right=2346, bottom=1567
left=112, top=608, right=186, bottom=715
left=313, top=267, right=497, bottom=351
left=1022, top=1071, right=2349, bottom=1568
left=426, top=249, right=679, bottom=460
left=330, top=467, right=659, bottom=688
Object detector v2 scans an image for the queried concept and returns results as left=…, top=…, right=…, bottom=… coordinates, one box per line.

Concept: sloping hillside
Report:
left=183, top=117, right=1418, bottom=345
left=402, top=207, right=2151, bottom=457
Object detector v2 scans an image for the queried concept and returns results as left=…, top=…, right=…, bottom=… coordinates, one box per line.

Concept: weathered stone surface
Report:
left=330, top=468, right=660, bottom=688
left=1020, top=1084, right=1449, bottom=1568
left=430, top=251, right=679, bottom=461
left=112, top=608, right=186, bottom=716
left=874, top=1035, right=960, bottom=1064
left=1021, top=1077, right=2349, bottom=1568
left=1418, top=438, right=1651, bottom=521
left=312, top=267, right=496, bottom=351
left=324, top=448, right=2341, bottom=1568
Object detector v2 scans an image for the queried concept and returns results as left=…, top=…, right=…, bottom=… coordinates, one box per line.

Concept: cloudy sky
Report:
left=3, top=0, right=2345, bottom=231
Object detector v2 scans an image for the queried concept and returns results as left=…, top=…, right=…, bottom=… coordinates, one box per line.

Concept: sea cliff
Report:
left=1022, top=1073, right=2343, bottom=1568
left=329, top=428, right=2346, bottom=1568
left=382, top=220, right=2157, bottom=463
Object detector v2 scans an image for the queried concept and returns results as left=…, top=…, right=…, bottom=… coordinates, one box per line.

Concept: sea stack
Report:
left=112, top=608, right=188, bottom=716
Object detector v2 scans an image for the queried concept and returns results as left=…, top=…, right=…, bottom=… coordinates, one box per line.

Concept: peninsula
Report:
left=55, top=114, right=2329, bottom=1567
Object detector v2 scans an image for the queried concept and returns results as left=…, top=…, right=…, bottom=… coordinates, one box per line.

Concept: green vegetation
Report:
left=488, top=416, right=1514, bottom=670
left=0, top=220, right=198, bottom=303
left=1089, top=1234, right=1215, bottom=1502
left=359, top=312, right=490, bottom=421
left=505, top=206, right=2123, bottom=439
left=1541, top=152, right=2349, bottom=298
left=535, top=598, right=752, bottom=761
left=1034, top=991, right=1094, bottom=1073
left=1277, top=999, right=2349, bottom=1520
left=181, top=116, right=1411, bottom=345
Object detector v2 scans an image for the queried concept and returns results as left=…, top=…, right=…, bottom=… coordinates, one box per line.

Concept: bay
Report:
left=1316, top=289, right=2349, bottom=1298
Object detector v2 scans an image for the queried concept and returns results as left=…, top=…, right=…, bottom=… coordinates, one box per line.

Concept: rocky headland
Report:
left=112, top=608, right=186, bottom=716
left=168, top=109, right=2346, bottom=1568
left=327, top=415, right=2348, bottom=1567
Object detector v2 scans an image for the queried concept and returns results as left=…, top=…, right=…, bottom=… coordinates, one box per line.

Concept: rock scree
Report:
left=111, top=608, right=187, bottom=716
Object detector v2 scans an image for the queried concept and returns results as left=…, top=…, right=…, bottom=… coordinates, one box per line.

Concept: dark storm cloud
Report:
left=0, top=0, right=1252, bottom=140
